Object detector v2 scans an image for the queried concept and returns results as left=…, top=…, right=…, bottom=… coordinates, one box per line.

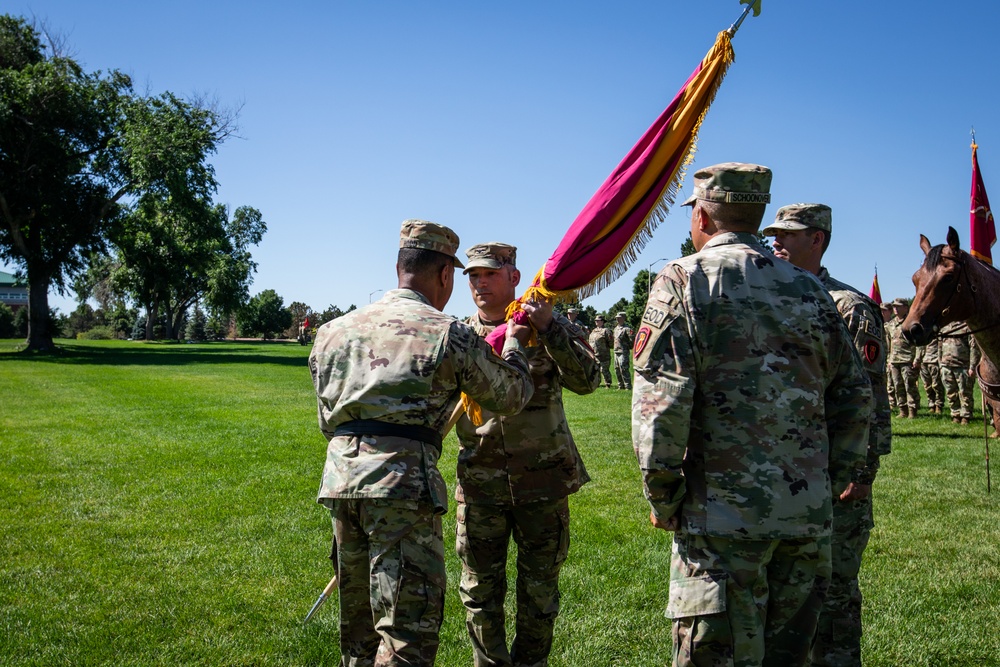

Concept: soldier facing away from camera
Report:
left=633, top=164, right=871, bottom=667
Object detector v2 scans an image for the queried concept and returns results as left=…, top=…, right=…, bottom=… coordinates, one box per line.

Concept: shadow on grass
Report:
left=0, top=340, right=308, bottom=367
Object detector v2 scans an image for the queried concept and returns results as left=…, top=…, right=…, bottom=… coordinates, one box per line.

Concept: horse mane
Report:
left=924, top=244, right=947, bottom=268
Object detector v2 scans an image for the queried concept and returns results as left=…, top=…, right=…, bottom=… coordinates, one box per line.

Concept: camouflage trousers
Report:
left=919, top=363, right=943, bottom=410
left=888, top=363, right=919, bottom=411
left=455, top=497, right=570, bottom=667
left=331, top=498, right=446, bottom=667
left=941, top=366, right=974, bottom=419
left=667, top=532, right=831, bottom=667
left=885, top=374, right=895, bottom=409
left=810, top=495, right=874, bottom=667
left=596, top=356, right=612, bottom=387
left=614, top=351, right=632, bottom=389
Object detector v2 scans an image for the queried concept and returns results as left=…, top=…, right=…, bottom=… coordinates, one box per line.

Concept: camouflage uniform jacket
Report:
left=938, top=321, right=980, bottom=370
left=455, top=312, right=601, bottom=506
left=915, top=337, right=940, bottom=364
left=613, top=324, right=634, bottom=352
left=886, top=318, right=916, bottom=364
left=632, top=233, right=872, bottom=539
left=819, top=268, right=891, bottom=486
left=588, top=326, right=613, bottom=359
left=309, top=289, right=534, bottom=514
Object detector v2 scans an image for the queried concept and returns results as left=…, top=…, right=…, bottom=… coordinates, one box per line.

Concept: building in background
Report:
left=0, top=271, right=28, bottom=312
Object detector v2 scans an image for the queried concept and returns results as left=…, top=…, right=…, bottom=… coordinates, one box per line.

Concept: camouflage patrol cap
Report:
left=616, top=311, right=627, bottom=318
left=399, top=219, right=464, bottom=268
left=463, top=242, right=517, bottom=274
left=682, top=162, right=772, bottom=206
left=595, top=315, right=605, bottom=322
left=567, top=307, right=580, bottom=314
left=762, top=203, right=832, bottom=235
left=891, top=298, right=909, bottom=307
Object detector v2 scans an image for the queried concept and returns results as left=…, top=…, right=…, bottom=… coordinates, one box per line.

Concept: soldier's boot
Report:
left=952, top=417, right=962, bottom=424
left=909, top=407, right=918, bottom=419
left=898, top=408, right=908, bottom=419
left=961, top=417, right=970, bottom=425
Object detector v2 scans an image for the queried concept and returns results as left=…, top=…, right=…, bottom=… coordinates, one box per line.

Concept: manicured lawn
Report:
left=1, top=340, right=997, bottom=666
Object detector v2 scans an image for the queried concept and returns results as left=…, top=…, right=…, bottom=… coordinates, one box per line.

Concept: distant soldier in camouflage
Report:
left=916, top=337, right=943, bottom=414
left=633, top=165, right=872, bottom=667
left=309, top=220, right=535, bottom=666
left=457, top=241, right=600, bottom=667
left=880, top=303, right=896, bottom=410
left=939, top=321, right=980, bottom=424
left=566, top=307, right=589, bottom=336
left=765, top=203, right=891, bottom=667
left=613, top=311, right=634, bottom=390
left=887, top=299, right=920, bottom=418
left=588, top=315, right=614, bottom=388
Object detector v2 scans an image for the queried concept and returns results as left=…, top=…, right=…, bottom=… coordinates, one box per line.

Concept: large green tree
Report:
left=0, top=15, right=233, bottom=350
left=238, top=289, right=291, bottom=340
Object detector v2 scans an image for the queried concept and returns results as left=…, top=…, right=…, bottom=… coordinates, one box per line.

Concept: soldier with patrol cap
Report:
left=309, top=220, right=536, bottom=665
left=632, top=164, right=871, bottom=667
left=886, top=298, right=920, bottom=418
left=456, top=240, right=599, bottom=667
left=764, top=203, right=891, bottom=667
left=588, top=315, right=614, bottom=388
left=613, top=311, right=634, bottom=390
left=565, top=307, right=589, bottom=336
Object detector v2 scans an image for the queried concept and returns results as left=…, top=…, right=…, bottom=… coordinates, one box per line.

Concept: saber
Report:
left=303, top=575, right=338, bottom=624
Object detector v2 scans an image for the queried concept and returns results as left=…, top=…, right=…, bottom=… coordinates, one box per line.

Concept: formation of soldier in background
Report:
left=883, top=298, right=982, bottom=426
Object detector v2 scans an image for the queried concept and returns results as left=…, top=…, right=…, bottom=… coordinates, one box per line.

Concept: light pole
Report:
left=647, top=258, right=668, bottom=296
left=368, top=289, right=383, bottom=303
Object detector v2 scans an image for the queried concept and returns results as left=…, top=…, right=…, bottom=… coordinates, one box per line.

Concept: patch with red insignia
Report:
left=863, top=341, right=880, bottom=365
left=633, top=327, right=652, bottom=359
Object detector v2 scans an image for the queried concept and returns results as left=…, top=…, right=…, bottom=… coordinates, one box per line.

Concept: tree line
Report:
left=0, top=14, right=266, bottom=350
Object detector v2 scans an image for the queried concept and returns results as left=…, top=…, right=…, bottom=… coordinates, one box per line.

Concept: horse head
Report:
left=902, top=226, right=977, bottom=345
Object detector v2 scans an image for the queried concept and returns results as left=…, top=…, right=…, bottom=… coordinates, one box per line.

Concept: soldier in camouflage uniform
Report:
left=613, top=311, right=634, bottom=390
left=566, top=307, right=589, bottom=336
left=765, top=203, right=891, bottom=667
left=880, top=303, right=896, bottom=411
left=456, top=241, right=600, bottom=667
left=915, top=337, right=944, bottom=414
left=939, top=321, right=980, bottom=424
left=887, top=299, right=920, bottom=418
left=632, top=165, right=872, bottom=667
left=309, top=221, right=535, bottom=667
left=588, top=315, right=614, bottom=388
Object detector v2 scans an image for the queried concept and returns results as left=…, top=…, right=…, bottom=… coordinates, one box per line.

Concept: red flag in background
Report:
left=970, top=141, right=996, bottom=265
left=869, top=270, right=882, bottom=305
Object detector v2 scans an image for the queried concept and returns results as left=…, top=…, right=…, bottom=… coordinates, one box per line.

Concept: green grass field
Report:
left=1, top=340, right=998, bottom=666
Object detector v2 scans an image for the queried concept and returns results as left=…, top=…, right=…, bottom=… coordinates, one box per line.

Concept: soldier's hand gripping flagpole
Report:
left=303, top=574, right=338, bottom=624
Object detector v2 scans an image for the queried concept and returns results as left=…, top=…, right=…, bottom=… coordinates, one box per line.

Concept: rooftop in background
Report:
left=1, top=270, right=24, bottom=287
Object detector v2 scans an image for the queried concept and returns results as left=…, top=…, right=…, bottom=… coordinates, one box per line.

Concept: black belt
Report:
left=334, top=419, right=443, bottom=451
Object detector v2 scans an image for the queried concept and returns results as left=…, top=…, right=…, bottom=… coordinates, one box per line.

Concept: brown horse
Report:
left=902, top=226, right=1000, bottom=423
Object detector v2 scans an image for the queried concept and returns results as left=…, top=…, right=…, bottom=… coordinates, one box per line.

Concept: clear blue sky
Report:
left=6, top=1, right=1000, bottom=318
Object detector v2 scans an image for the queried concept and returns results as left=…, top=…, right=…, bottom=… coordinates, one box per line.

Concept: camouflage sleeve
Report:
left=631, top=273, right=695, bottom=523
left=840, top=300, right=892, bottom=484
left=971, top=336, right=982, bottom=371
left=823, top=310, right=874, bottom=495
left=536, top=315, right=600, bottom=396
left=914, top=345, right=924, bottom=364
left=448, top=321, right=534, bottom=415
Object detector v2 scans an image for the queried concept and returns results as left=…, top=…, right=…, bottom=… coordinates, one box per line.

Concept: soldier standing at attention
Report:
left=915, top=337, right=944, bottom=414
left=632, top=164, right=871, bottom=667
left=566, top=307, right=589, bottom=336
left=456, top=241, right=600, bottom=667
left=613, top=311, right=634, bottom=390
left=588, top=315, right=614, bottom=388
left=764, top=203, right=891, bottom=667
left=880, top=302, right=896, bottom=411
left=308, top=220, right=535, bottom=666
left=887, top=298, right=920, bottom=418
left=939, top=320, right=980, bottom=424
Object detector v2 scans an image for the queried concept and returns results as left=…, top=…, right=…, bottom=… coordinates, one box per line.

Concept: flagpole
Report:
left=728, top=1, right=760, bottom=36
